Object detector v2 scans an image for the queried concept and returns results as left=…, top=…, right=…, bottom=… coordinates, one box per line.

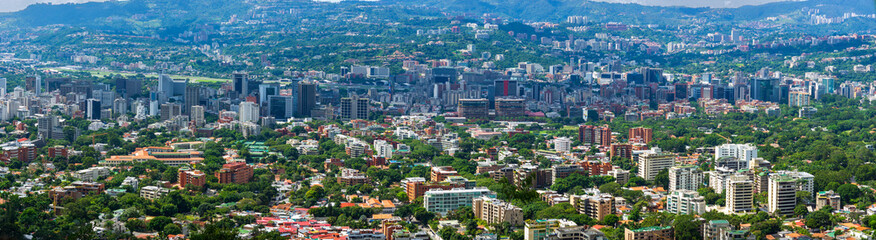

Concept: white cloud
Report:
left=0, top=0, right=109, bottom=13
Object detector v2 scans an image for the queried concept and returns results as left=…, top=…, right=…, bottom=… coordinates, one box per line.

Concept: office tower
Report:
left=191, top=105, right=205, bottom=126
left=674, top=83, right=688, bottom=100
left=239, top=101, right=259, bottom=123
left=578, top=125, right=611, bottom=146
left=423, top=188, right=496, bottom=214
left=0, top=78, right=6, bottom=98
left=268, top=95, right=294, bottom=120
left=472, top=196, right=524, bottom=226
left=113, top=98, right=128, bottom=116
left=38, top=115, right=63, bottom=140
left=258, top=83, right=279, bottom=105
left=495, top=98, right=525, bottom=118
left=750, top=78, right=782, bottom=102
left=160, top=103, right=181, bottom=121
left=87, top=99, right=101, bottom=120
left=341, top=95, right=369, bottom=120
left=184, top=86, right=200, bottom=115
left=640, top=67, right=664, bottom=84
left=158, top=75, right=187, bottom=99
left=668, top=165, right=703, bottom=191
left=26, top=76, right=41, bottom=95
left=296, top=81, right=317, bottom=117
left=726, top=175, right=754, bottom=213
left=494, top=79, right=519, bottom=97
left=457, top=98, right=489, bottom=119
left=431, top=67, right=458, bottom=83
left=116, top=78, right=143, bottom=97
left=149, top=100, right=159, bottom=116
left=232, top=73, right=247, bottom=97
left=628, top=127, right=653, bottom=144
left=768, top=174, right=797, bottom=216
left=637, top=147, right=674, bottom=181
left=158, top=74, right=174, bottom=98
left=665, top=190, right=706, bottom=215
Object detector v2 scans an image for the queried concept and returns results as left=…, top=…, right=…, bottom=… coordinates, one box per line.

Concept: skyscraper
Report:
left=87, top=99, right=101, bottom=120
left=296, top=81, right=317, bottom=118
left=113, top=98, right=128, bottom=116
left=258, top=83, right=279, bottom=105
left=268, top=95, right=293, bottom=120
left=191, top=105, right=205, bottom=126
left=340, top=96, right=369, bottom=120
left=239, top=101, right=259, bottom=123
left=38, top=115, right=63, bottom=140
left=184, top=86, right=200, bottom=115
left=494, top=79, right=518, bottom=97
left=232, top=73, right=247, bottom=97
left=0, top=78, right=6, bottom=99
left=160, top=103, right=181, bottom=121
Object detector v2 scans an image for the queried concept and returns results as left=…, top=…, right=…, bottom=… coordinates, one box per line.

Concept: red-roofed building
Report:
left=216, top=162, right=253, bottom=184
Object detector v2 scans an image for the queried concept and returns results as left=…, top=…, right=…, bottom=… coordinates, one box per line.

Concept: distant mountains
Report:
left=589, top=0, right=800, bottom=8
left=387, top=0, right=876, bottom=23
left=2, top=0, right=874, bottom=31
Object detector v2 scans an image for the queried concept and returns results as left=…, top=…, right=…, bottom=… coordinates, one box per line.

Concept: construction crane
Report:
left=91, top=133, right=108, bottom=145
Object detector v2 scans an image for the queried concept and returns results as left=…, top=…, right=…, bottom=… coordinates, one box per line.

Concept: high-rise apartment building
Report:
left=628, top=127, right=653, bottom=144
left=637, top=147, right=674, bottom=181
left=570, top=193, right=615, bottom=221
left=715, top=144, right=758, bottom=170
left=38, top=115, right=64, bottom=140
left=578, top=125, right=611, bottom=146
left=665, top=190, right=706, bottom=215
left=423, top=188, right=496, bottom=214
left=160, top=103, right=181, bottom=121
left=668, top=165, right=703, bottom=191
left=768, top=174, right=797, bottom=216
left=239, top=101, right=260, bottom=123
left=216, top=162, right=254, bottom=184
left=624, top=226, right=673, bottom=240
left=726, top=175, right=754, bottom=213
left=472, top=196, right=524, bottom=226
left=191, top=105, right=205, bottom=126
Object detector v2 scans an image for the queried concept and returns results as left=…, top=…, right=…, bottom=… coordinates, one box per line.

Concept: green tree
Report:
left=805, top=210, right=832, bottom=230
left=673, top=215, right=702, bottom=240
left=164, top=223, right=182, bottom=235
left=149, top=216, right=173, bottom=232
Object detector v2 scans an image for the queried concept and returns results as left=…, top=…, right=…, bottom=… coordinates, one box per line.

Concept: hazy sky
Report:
left=0, top=0, right=799, bottom=12
left=1, top=0, right=109, bottom=12
left=589, top=0, right=798, bottom=8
